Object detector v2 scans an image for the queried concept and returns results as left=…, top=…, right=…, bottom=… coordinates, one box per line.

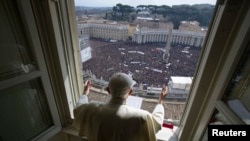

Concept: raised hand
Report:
left=159, top=84, right=168, bottom=104
left=83, top=80, right=92, bottom=95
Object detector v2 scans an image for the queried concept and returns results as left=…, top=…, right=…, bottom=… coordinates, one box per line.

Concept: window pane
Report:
left=0, top=78, right=53, bottom=141
left=0, top=0, right=36, bottom=81
left=222, top=48, right=250, bottom=124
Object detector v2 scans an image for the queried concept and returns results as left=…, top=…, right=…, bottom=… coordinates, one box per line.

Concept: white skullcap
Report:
left=108, top=72, right=136, bottom=97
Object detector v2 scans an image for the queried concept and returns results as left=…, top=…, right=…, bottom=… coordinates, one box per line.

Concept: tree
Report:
left=112, top=3, right=135, bottom=21
left=77, top=4, right=214, bottom=28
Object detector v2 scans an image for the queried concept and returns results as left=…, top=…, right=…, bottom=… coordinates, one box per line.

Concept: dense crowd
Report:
left=83, top=38, right=202, bottom=88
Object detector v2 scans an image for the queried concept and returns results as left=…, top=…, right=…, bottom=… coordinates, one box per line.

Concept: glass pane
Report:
left=0, top=0, right=36, bottom=81
left=222, top=48, right=250, bottom=124
left=0, top=78, right=53, bottom=141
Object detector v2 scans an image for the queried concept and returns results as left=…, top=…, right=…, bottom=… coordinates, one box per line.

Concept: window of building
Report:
left=0, top=0, right=61, bottom=140
left=72, top=0, right=250, bottom=140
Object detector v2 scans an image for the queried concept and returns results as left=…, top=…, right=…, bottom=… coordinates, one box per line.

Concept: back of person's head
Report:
left=108, top=72, right=136, bottom=98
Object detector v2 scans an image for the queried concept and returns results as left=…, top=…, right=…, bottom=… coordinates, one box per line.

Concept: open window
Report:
left=0, top=0, right=61, bottom=140
left=74, top=0, right=217, bottom=129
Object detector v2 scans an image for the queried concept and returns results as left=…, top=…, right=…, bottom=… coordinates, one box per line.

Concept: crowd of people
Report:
left=83, top=38, right=202, bottom=88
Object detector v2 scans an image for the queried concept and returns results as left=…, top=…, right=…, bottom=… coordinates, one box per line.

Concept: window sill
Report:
left=62, top=126, right=179, bottom=141
left=62, top=127, right=88, bottom=140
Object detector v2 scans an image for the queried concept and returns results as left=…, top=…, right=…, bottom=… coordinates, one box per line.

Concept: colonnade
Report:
left=132, top=29, right=206, bottom=47
left=78, top=23, right=206, bottom=47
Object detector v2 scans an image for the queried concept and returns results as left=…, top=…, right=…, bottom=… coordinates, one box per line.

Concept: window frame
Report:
left=54, top=0, right=250, bottom=140
left=53, top=0, right=250, bottom=140
left=29, top=0, right=83, bottom=126
left=4, top=0, right=83, bottom=140
left=0, top=0, right=63, bottom=140
left=178, top=0, right=250, bottom=140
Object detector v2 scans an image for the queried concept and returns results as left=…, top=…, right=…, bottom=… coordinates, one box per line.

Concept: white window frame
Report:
left=0, top=0, right=63, bottom=140
left=178, top=0, right=250, bottom=140
left=28, top=0, right=84, bottom=126
left=51, top=0, right=250, bottom=140
left=2, top=0, right=83, bottom=140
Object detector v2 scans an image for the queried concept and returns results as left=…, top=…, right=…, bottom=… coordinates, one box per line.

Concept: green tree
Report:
left=112, top=3, right=135, bottom=21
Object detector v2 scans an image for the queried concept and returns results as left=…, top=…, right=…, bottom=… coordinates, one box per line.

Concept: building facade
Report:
left=78, top=23, right=129, bottom=41
left=132, top=28, right=206, bottom=47
left=78, top=20, right=206, bottom=47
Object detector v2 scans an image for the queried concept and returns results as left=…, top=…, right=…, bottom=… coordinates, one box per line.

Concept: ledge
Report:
left=62, top=126, right=179, bottom=141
